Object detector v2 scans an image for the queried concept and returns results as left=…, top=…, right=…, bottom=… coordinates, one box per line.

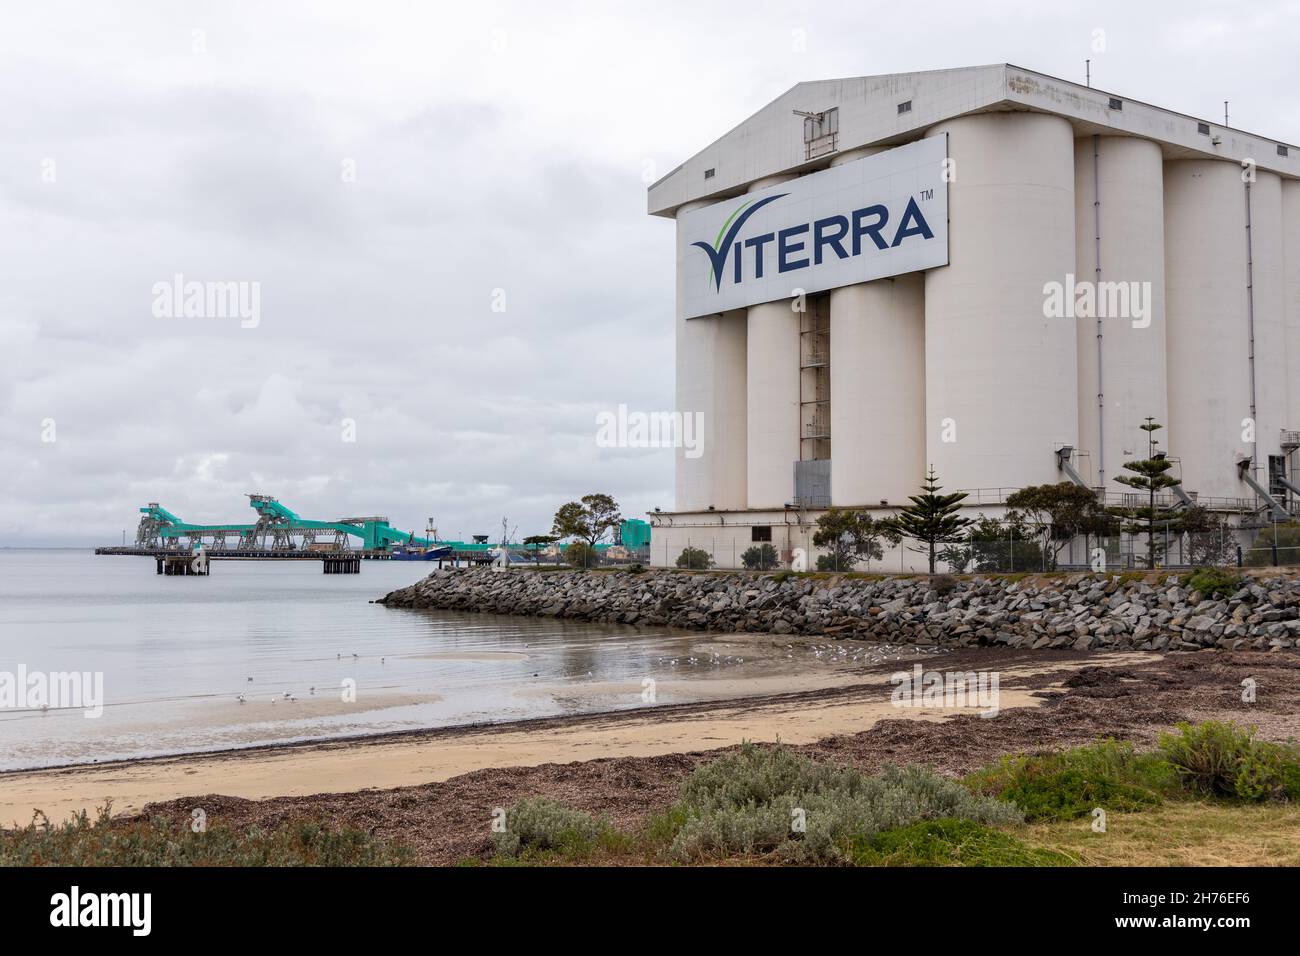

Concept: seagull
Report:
left=352, top=653, right=359, bottom=659
left=309, top=687, right=316, bottom=695
left=247, top=676, right=254, bottom=682
left=283, top=692, right=292, bottom=699
left=381, top=657, right=386, bottom=664
left=270, top=697, right=276, bottom=705
left=288, top=695, right=298, bottom=702
left=237, top=694, right=246, bottom=703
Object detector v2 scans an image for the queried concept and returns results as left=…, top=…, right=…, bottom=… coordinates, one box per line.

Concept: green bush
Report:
left=845, top=818, right=1074, bottom=867
left=1244, top=522, right=1300, bottom=567
left=931, top=574, right=959, bottom=596
left=741, top=543, right=780, bottom=570
left=0, top=806, right=410, bottom=866
left=675, top=546, right=713, bottom=570
left=1185, top=567, right=1244, bottom=599
left=963, top=740, right=1173, bottom=821
left=1157, top=721, right=1291, bottom=801
left=667, top=743, right=1021, bottom=864
left=563, top=541, right=599, bottom=568
left=492, top=798, right=608, bottom=859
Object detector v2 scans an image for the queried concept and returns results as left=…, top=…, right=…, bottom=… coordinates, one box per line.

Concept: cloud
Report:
left=1, top=0, right=1296, bottom=545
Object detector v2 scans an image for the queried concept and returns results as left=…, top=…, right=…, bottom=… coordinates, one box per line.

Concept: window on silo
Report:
left=1278, top=145, right=1289, bottom=157
left=1198, top=122, right=1211, bottom=135
left=802, top=108, right=838, bottom=160
left=704, top=168, right=715, bottom=179
left=897, top=100, right=912, bottom=115
left=751, top=526, right=772, bottom=543
left=1108, top=97, right=1123, bottom=111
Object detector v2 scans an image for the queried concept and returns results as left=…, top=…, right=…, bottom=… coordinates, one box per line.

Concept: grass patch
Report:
left=964, top=740, right=1175, bottom=822
left=1028, top=801, right=1300, bottom=866
left=845, top=818, right=1074, bottom=867
left=1, top=806, right=410, bottom=866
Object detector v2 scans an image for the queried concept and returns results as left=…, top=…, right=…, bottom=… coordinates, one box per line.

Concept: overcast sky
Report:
left=3, top=0, right=1298, bottom=546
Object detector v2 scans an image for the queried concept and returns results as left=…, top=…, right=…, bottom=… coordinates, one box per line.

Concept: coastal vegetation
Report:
left=8, top=723, right=1297, bottom=867
left=0, top=805, right=410, bottom=866
left=478, top=723, right=1300, bottom=867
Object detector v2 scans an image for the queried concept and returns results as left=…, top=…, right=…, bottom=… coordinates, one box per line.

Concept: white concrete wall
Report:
left=827, top=146, right=926, bottom=506
left=1164, top=159, right=1255, bottom=499
left=1073, top=136, right=1168, bottom=490
left=675, top=199, right=747, bottom=512
left=830, top=275, right=925, bottom=504
left=1284, top=180, right=1300, bottom=434
left=746, top=174, right=801, bottom=509
left=1250, top=172, right=1288, bottom=477
left=924, top=112, right=1078, bottom=492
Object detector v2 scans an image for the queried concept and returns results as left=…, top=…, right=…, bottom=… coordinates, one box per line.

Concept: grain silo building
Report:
left=646, top=65, right=1300, bottom=570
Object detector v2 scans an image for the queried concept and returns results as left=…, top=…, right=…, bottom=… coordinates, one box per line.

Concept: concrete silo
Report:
left=675, top=198, right=747, bottom=512
left=1284, top=181, right=1300, bottom=438
left=923, top=112, right=1078, bottom=492
left=647, top=65, right=1300, bottom=569
left=829, top=147, right=926, bottom=507
left=1164, top=159, right=1255, bottom=500
left=1248, top=171, right=1289, bottom=490
left=745, top=174, right=801, bottom=509
left=1073, top=136, right=1168, bottom=489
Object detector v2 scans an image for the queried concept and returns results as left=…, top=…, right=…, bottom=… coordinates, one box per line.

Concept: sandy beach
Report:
left=0, top=650, right=1146, bottom=825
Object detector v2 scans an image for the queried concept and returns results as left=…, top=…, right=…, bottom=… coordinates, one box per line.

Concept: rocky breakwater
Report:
left=378, top=568, right=1300, bottom=652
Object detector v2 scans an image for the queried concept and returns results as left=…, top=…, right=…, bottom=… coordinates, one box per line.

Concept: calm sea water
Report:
left=0, top=550, right=836, bottom=770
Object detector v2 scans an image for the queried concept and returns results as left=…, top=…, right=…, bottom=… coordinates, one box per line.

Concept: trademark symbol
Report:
left=919, top=188, right=934, bottom=201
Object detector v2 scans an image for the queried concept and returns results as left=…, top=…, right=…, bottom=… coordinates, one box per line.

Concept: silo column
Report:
left=675, top=199, right=747, bottom=512
left=746, top=174, right=801, bottom=509
left=829, top=148, right=926, bottom=506
left=924, top=112, right=1078, bottom=493
left=1073, top=136, right=1168, bottom=490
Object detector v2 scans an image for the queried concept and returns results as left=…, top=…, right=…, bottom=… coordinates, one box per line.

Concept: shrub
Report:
left=845, top=818, right=1074, bottom=867
left=492, top=798, right=608, bottom=859
left=963, top=740, right=1173, bottom=821
left=667, top=743, right=1021, bottom=864
left=675, top=546, right=713, bottom=570
left=1185, top=566, right=1244, bottom=599
left=1157, top=721, right=1290, bottom=801
left=931, top=574, right=959, bottom=596
left=741, top=543, right=779, bottom=570
left=563, top=541, right=599, bottom=568
left=0, top=806, right=410, bottom=866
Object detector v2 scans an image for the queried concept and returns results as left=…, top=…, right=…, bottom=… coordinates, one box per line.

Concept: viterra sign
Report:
left=678, top=136, right=949, bottom=319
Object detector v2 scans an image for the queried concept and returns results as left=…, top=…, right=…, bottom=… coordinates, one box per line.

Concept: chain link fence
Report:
left=643, top=525, right=1300, bottom=574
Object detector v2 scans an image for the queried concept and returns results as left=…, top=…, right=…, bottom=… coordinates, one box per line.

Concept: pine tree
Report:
left=1107, top=418, right=1184, bottom=569
left=892, top=467, right=975, bottom=573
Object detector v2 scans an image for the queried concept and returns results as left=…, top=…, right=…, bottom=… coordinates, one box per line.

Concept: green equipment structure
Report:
left=133, top=495, right=438, bottom=553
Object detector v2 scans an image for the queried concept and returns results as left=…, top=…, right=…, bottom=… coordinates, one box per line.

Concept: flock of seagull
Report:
left=234, top=652, right=384, bottom=704
left=653, top=641, right=947, bottom=672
